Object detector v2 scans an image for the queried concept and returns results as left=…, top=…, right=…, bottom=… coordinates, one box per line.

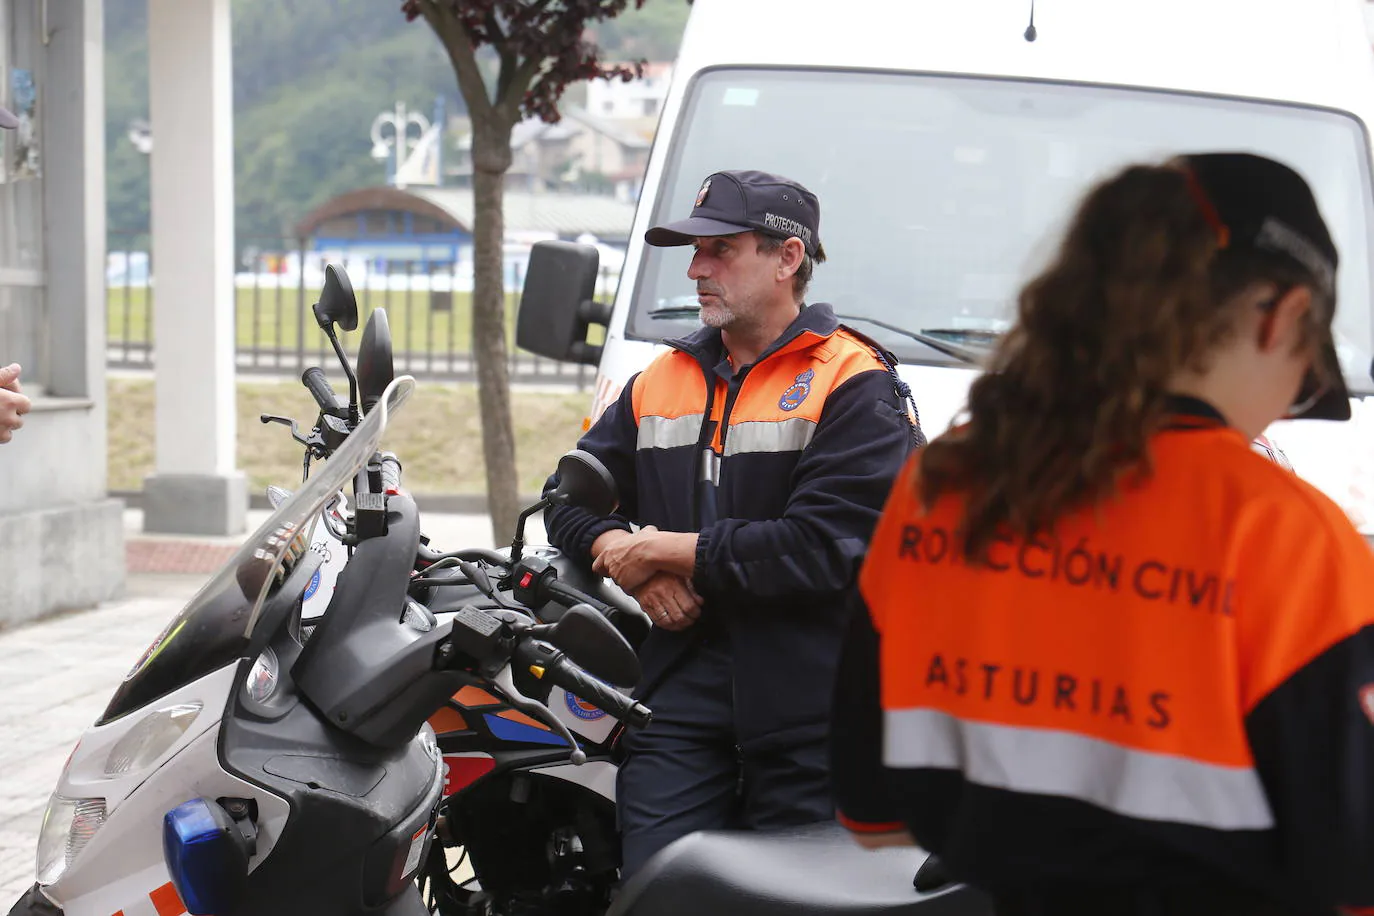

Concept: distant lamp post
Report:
left=127, top=118, right=153, bottom=155
left=370, top=102, right=430, bottom=189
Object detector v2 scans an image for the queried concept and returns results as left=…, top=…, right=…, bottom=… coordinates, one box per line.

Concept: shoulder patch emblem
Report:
left=779, top=368, right=815, bottom=412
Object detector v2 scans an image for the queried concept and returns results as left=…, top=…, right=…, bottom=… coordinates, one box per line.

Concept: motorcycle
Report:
left=7, top=265, right=651, bottom=916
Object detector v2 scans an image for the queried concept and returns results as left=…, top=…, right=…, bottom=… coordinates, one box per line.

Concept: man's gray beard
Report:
left=699, top=304, right=734, bottom=329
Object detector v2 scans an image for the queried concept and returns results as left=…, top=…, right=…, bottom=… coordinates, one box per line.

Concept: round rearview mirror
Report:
left=552, top=450, right=618, bottom=517
left=357, top=308, right=394, bottom=414
left=315, top=264, right=359, bottom=332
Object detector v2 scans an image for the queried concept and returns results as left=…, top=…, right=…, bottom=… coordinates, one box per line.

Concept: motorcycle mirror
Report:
left=356, top=308, right=394, bottom=415
left=310, top=264, right=361, bottom=420
left=313, top=264, right=359, bottom=332
left=512, top=450, right=618, bottom=565
left=550, top=604, right=641, bottom=687
left=550, top=450, right=618, bottom=517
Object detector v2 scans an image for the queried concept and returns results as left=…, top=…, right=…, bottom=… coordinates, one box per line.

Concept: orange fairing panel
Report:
left=454, top=686, right=500, bottom=707
left=427, top=706, right=469, bottom=734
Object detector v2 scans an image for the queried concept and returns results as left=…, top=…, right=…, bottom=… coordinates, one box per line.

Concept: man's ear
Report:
left=777, top=237, right=806, bottom=281
left=1258, top=285, right=1313, bottom=355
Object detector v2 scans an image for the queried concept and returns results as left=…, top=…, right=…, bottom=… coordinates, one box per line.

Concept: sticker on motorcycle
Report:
left=565, top=691, right=608, bottom=721
left=402, top=824, right=428, bottom=879
left=302, top=567, right=322, bottom=601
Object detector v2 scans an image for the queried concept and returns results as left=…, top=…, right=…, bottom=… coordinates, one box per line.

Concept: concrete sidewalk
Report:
left=0, top=504, right=544, bottom=901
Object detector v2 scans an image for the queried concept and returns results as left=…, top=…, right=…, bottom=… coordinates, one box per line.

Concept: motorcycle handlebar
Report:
left=378, top=451, right=402, bottom=495
left=545, top=654, right=651, bottom=729
left=546, top=578, right=613, bottom=616
left=302, top=367, right=341, bottom=415
left=416, top=542, right=509, bottom=566
left=542, top=576, right=650, bottom=648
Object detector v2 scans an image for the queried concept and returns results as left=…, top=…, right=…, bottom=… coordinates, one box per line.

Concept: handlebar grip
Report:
left=547, top=655, right=651, bottom=729
left=379, top=451, right=402, bottom=495
left=547, top=578, right=612, bottom=615
left=302, top=367, right=340, bottom=414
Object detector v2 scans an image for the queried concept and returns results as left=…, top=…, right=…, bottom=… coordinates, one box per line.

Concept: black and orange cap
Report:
left=1181, top=152, right=1349, bottom=422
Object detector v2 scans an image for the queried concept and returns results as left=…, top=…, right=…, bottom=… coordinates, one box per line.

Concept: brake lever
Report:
left=491, top=664, right=587, bottom=765
left=260, top=413, right=314, bottom=448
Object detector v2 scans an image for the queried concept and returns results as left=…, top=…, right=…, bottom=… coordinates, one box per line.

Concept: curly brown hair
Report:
left=919, top=160, right=1332, bottom=562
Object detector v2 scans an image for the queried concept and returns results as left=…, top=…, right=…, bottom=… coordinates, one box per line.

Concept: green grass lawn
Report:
left=106, top=286, right=521, bottom=356
left=105, top=285, right=607, bottom=357
left=107, top=376, right=593, bottom=496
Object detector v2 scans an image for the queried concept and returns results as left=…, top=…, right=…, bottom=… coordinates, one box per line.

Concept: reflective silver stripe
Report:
left=637, top=414, right=703, bottom=451
left=722, top=418, right=817, bottom=457
left=883, top=708, right=1274, bottom=830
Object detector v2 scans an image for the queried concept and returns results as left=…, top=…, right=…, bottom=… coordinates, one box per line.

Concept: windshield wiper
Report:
left=645, top=303, right=999, bottom=367
left=647, top=303, right=701, bottom=320
left=836, top=314, right=999, bottom=367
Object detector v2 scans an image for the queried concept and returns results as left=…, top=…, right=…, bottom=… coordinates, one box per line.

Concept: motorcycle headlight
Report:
left=35, top=795, right=106, bottom=886
left=103, top=702, right=203, bottom=777
left=244, top=647, right=280, bottom=704
left=418, top=723, right=439, bottom=762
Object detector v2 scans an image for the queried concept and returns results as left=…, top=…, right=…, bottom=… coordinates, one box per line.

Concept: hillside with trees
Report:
left=103, top=0, right=689, bottom=250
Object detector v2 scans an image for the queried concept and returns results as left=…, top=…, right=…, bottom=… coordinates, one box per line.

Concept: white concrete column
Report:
left=143, top=0, right=245, bottom=535
left=0, top=0, right=126, bottom=627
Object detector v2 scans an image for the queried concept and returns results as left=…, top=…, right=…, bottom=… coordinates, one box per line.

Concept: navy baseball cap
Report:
left=645, top=169, right=823, bottom=257
left=0, top=106, right=16, bottom=130
left=1182, top=151, right=1350, bottom=422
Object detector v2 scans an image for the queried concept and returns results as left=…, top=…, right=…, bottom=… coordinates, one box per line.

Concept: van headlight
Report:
left=103, top=702, right=203, bottom=777
left=35, top=795, right=106, bottom=885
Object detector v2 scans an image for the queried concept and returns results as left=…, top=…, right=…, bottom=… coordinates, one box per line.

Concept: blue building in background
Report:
left=293, top=185, right=635, bottom=287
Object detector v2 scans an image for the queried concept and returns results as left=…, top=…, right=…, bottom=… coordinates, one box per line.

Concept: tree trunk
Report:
left=470, top=121, right=520, bottom=542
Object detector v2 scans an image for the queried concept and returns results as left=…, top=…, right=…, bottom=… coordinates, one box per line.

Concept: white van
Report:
left=518, top=0, right=1374, bottom=532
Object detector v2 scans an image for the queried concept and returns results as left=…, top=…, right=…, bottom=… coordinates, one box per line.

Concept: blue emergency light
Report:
left=162, top=798, right=252, bottom=915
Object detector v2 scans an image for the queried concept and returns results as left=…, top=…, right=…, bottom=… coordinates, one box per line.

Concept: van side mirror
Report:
left=516, top=241, right=612, bottom=366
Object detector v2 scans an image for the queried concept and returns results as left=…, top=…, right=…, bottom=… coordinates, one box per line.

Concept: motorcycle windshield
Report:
left=98, top=377, right=416, bottom=725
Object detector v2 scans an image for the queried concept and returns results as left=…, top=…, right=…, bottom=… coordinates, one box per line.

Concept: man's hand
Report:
left=590, top=527, right=634, bottom=561
left=592, top=526, right=698, bottom=593
left=0, top=363, right=31, bottom=444
left=631, top=572, right=702, bottom=631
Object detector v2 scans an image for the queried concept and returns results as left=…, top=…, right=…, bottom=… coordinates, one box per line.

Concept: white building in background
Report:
left=585, top=62, right=673, bottom=121
left=446, top=106, right=653, bottom=202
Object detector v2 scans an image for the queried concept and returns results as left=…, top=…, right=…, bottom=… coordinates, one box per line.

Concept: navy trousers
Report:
left=615, top=638, right=834, bottom=880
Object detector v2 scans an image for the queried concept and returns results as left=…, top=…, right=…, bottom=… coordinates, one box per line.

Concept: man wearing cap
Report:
left=542, top=169, right=922, bottom=878
left=0, top=104, right=31, bottom=445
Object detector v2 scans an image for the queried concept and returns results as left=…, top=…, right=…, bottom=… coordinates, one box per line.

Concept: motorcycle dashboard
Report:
left=97, top=377, right=416, bottom=725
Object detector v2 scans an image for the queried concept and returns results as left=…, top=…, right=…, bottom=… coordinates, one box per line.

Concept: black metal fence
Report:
left=105, top=235, right=617, bottom=389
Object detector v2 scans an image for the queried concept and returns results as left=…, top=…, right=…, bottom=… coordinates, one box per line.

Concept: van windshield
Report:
left=629, top=68, right=1374, bottom=387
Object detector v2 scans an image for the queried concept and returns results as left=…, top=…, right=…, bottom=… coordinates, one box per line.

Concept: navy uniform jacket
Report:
left=544, top=302, right=917, bottom=751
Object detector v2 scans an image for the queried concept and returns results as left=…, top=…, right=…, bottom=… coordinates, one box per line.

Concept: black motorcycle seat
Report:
left=607, top=822, right=992, bottom=916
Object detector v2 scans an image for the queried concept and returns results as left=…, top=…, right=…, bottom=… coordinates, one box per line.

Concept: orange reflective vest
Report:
left=831, top=397, right=1374, bottom=913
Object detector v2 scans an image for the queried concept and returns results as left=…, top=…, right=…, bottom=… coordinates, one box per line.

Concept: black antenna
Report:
left=1024, top=0, right=1038, bottom=41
